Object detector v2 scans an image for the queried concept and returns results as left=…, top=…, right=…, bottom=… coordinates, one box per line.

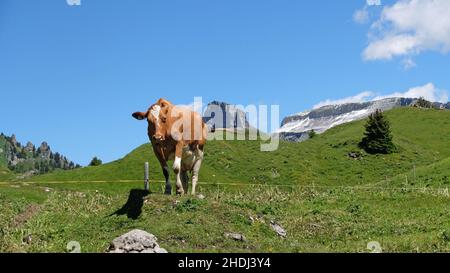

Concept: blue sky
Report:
left=1, top=0, right=449, bottom=165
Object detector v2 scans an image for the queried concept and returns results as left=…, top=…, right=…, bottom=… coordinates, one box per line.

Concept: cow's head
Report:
left=132, top=98, right=172, bottom=144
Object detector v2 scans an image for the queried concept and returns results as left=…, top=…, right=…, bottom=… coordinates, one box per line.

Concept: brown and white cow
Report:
left=132, top=98, right=207, bottom=195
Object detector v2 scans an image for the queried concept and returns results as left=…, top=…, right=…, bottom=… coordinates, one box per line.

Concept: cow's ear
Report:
left=132, top=111, right=148, bottom=120
left=156, top=98, right=171, bottom=108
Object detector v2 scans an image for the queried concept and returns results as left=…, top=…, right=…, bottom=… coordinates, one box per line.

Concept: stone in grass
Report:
left=107, top=229, right=168, bottom=253
left=197, top=194, right=205, bottom=200
left=22, top=234, right=32, bottom=244
left=270, top=221, right=287, bottom=238
left=224, top=232, right=246, bottom=242
left=172, top=200, right=180, bottom=207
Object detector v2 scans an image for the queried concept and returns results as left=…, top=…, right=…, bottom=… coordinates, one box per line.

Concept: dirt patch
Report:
left=10, top=204, right=41, bottom=228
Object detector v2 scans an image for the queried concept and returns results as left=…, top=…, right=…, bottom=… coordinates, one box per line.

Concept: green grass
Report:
left=0, top=136, right=10, bottom=172
left=1, top=183, right=450, bottom=253
left=2, top=107, right=450, bottom=253
left=29, top=108, right=450, bottom=188
left=0, top=167, right=13, bottom=181
left=387, top=157, right=450, bottom=189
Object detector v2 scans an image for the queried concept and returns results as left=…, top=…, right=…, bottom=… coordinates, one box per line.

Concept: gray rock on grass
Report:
left=270, top=221, right=287, bottom=238
left=107, top=229, right=168, bottom=253
left=224, top=232, right=246, bottom=242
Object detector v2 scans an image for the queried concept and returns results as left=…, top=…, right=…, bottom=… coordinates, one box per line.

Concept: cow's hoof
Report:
left=176, top=190, right=185, bottom=196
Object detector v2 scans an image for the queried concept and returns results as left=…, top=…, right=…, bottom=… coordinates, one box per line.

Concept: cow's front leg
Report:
left=173, top=142, right=184, bottom=195
left=162, top=165, right=172, bottom=195
left=153, top=145, right=172, bottom=195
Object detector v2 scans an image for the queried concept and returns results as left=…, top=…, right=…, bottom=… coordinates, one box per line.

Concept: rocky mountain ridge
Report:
left=277, top=97, right=450, bottom=142
left=203, top=101, right=251, bottom=130
left=0, top=133, right=80, bottom=176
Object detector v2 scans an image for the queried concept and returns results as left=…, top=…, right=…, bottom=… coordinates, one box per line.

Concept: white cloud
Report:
left=354, top=0, right=382, bottom=24
left=374, top=83, right=448, bottom=103
left=314, top=83, right=448, bottom=109
left=402, top=57, right=417, bottom=69
left=314, top=91, right=375, bottom=109
left=367, top=0, right=381, bottom=6
left=362, top=0, right=450, bottom=62
left=354, top=8, right=370, bottom=24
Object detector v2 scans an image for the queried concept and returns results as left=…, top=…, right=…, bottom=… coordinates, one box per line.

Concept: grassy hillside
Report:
left=0, top=135, right=8, bottom=169
left=0, top=166, right=12, bottom=181
left=31, top=107, right=450, bottom=188
left=2, top=107, right=450, bottom=253
left=388, top=157, right=450, bottom=189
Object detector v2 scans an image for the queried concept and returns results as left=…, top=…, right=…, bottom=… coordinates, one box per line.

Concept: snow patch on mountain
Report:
left=277, top=97, right=449, bottom=142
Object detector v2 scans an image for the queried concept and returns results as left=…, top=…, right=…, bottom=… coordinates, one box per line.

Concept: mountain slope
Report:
left=203, top=101, right=251, bottom=130
left=4, top=107, right=450, bottom=253
left=278, top=97, right=450, bottom=142
left=387, top=156, right=450, bottom=189
left=0, top=166, right=12, bottom=180
left=0, top=133, right=80, bottom=177
left=31, top=108, right=450, bottom=188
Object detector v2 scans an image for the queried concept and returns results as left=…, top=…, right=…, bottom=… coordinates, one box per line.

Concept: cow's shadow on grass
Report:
left=110, top=189, right=150, bottom=220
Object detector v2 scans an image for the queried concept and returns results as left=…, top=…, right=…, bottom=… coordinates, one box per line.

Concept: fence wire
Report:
left=0, top=179, right=449, bottom=195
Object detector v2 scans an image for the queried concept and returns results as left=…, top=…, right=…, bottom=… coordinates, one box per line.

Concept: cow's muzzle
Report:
left=152, top=135, right=165, bottom=142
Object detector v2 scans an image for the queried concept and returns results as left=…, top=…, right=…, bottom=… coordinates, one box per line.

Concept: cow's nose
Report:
left=152, top=135, right=164, bottom=142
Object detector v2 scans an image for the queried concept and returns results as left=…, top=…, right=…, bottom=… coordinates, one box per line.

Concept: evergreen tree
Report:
left=89, top=157, right=103, bottom=166
left=55, top=152, right=61, bottom=160
left=416, top=97, right=432, bottom=108
left=359, top=109, right=396, bottom=154
left=19, top=148, right=27, bottom=159
left=308, top=129, right=317, bottom=139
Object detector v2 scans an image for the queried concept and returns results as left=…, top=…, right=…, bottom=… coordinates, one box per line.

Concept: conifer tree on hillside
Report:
left=359, top=109, right=396, bottom=154
left=89, top=157, right=103, bottom=167
left=415, top=97, right=433, bottom=108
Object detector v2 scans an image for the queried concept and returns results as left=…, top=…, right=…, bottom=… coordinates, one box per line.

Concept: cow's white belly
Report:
left=168, top=146, right=203, bottom=171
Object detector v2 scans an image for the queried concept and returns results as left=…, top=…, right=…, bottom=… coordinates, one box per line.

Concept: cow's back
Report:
left=167, top=106, right=207, bottom=146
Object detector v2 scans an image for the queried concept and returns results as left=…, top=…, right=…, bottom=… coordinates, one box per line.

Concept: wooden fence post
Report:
left=144, top=162, right=149, bottom=191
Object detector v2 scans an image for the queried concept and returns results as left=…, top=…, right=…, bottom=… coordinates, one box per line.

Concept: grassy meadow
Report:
left=1, top=107, right=450, bottom=253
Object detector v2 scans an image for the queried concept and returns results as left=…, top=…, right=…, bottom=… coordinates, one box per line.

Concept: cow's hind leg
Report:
left=181, top=171, right=189, bottom=194
left=174, top=170, right=183, bottom=195
left=191, top=158, right=203, bottom=196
